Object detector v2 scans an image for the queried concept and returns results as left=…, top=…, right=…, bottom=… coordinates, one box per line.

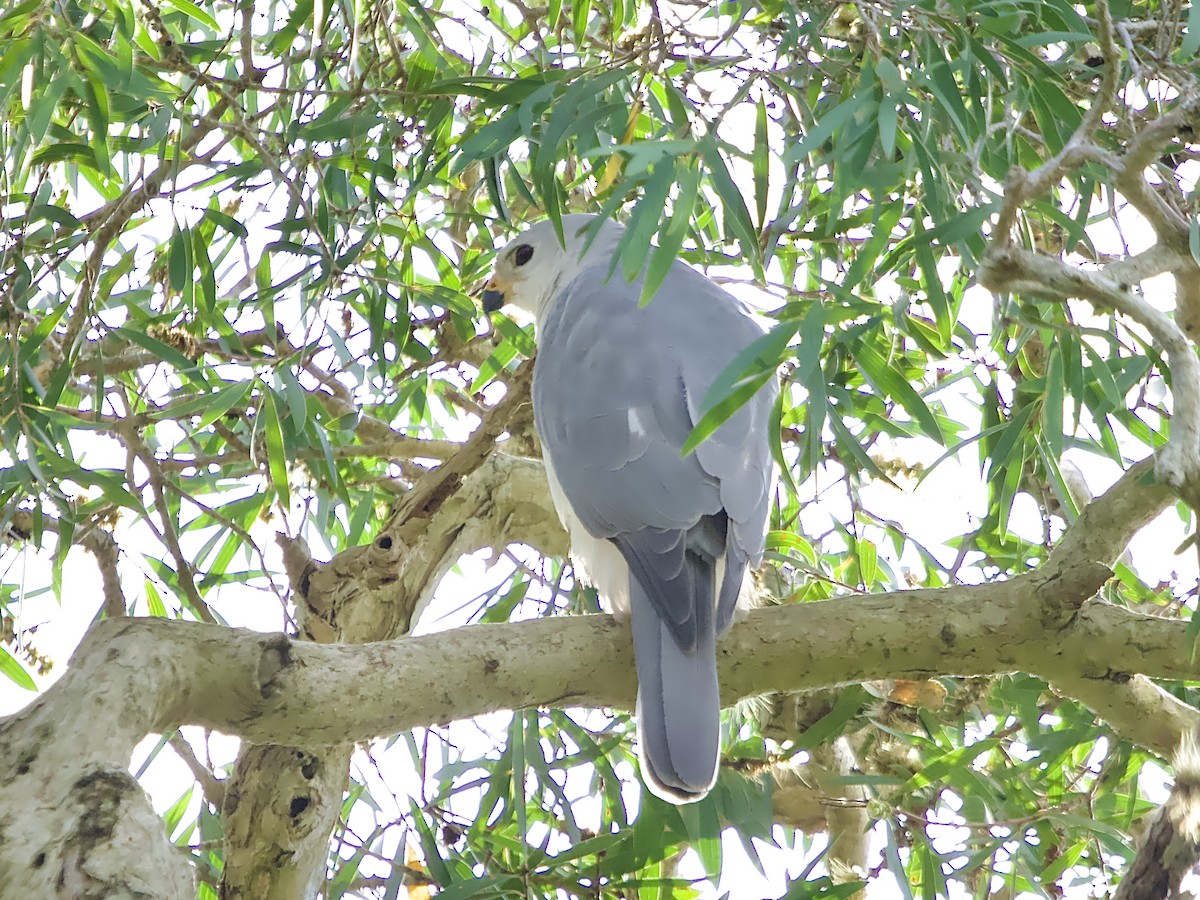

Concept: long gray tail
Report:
left=631, top=570, right=720, bottom=803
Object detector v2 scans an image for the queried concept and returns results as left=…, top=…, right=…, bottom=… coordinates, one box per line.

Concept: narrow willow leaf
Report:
left=1042, top=345, right=1064, bottom=458
left=162, top=381, right=252, bottom=429
left=851, top=339, right=944, bottom=443
left=407, top=797, right=454, bottom=886
left=192, top=229, right=217, bottom=316
left=643, top=155, right=699, bottom=303
left=483, top=155, right=509, bottom=222
left=571, top=0, right=590, bottom=42
left=700, top=136, right=762, bottom=278
left=753, top=93, right=769, bottom=229
left=168, top=225, right=190, bottom=293
left=856, top=537, right=878, bottom=586
left=161, top=0, right=219, bottom=28
left=879, top=94, right=899, bottom=159
left=0, top=646, right=35, bottom=690
left=111, top=326, right=200, bottom=374
left=620, top=157, right=673, bottom=290
left=796, top=686, right=868, bottom=749
left=258, top=390, right=291, bottom=511
left=784, top=96, right=865, bottom=164
left=682, top=322, right=795, bottom=456
left=989, top=402, right=1037, bottom=479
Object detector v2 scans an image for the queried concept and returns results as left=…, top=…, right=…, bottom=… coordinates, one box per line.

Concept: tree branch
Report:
left=1114, top=730, right=1200, bottom=899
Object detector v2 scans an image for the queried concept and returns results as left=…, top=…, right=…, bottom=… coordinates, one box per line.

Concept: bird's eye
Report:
left=513, top=244, right=534, bottom=266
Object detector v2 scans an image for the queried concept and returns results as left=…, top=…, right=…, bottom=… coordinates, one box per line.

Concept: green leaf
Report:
left=203, top=206, right=249, bottom=239
left=797, top=686, right=868, bottom=749
left=700, top=135, right=762, bottom=279
left=145, top=580, right=167, bottom=617
left=110, top=327, right=201, bottom=374
left=161, top=0, right=219, bottom=29
left=1041, top=345, right=1064, bottom=458
left=161, top=381, right=253, bottom=430
left=168, top=225, right=191, bottom=293
left=850, top=339, right=944, bottom=443
left=785, top=96, right=866, bottom=164
left=572, top=0, right=591, bottom=44
left=619, top=158, right=674, bottom=292
left=682, top=323, right=792, bottom=457
left=753, top=93, right=769, bottom=229
left=1180, top=0, right=1200, bottom=60
left=0, top=646, right=36, bottom=690
left=258, top=390, right=291, bottom=511
left=643, top=156, right=700, bottom=303
left=878, top=93, right=899, bottom=159
left=989, top=402, right=1037, bottom=480
left=855, top=537, right=878, bottom=587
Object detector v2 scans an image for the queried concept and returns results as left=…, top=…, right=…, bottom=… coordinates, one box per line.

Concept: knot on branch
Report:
left=977, top=245, right=1022, bottom=292
left=1175, top=94, right=1200, bottom=141
left=255, top=634, right=293, bottom=696
left=277, top=531, right=408, bottom=643
left=1034, top=559, right=1113, bottom=627
left=1154, top=443, right=1200, bottom=507
left=1002, top=165, right=1030, bottom=202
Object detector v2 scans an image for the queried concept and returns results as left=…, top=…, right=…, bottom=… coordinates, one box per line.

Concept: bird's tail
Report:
left=631, top=572, right=720, bottom=804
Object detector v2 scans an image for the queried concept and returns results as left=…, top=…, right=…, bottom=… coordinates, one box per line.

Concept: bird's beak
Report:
left=481, top=288, right=505, bottom=313
left=481, top=275, right=508, bottom=314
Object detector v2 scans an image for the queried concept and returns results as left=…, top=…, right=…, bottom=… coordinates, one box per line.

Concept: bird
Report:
left=481, top=213, right=776, bottom=803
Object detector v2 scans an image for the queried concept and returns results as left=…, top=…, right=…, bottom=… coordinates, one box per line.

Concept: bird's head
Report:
left=482, top=214, right=623, bottom=322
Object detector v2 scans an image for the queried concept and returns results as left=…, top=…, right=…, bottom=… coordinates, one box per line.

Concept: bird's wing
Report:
left=534, top=258, right=774, bottom=638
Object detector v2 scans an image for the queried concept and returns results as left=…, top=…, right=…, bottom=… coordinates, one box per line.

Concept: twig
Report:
left=115, top=422, right=214, bottom=623
left=80, top=528, right=128, bottom=619
left=168, top=731, right=226, bottom=808
left=1115, top=96, right=1200, bottom=243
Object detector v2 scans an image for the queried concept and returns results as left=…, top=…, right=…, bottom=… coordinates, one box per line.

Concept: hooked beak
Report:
left=481, top=288, right=506, bottom=313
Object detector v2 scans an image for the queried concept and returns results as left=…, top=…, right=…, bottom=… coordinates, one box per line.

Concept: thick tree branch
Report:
left=1046, top=456, right=1172, bottom=573
left=1116, top=94, right=1200, bottom=244
left=8, top=567, right=1196, bottom=894
left=12, top=569, right=1200, bottom=757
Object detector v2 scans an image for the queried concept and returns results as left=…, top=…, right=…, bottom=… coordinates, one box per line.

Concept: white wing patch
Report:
left=627, top=407, right=648, bottom=440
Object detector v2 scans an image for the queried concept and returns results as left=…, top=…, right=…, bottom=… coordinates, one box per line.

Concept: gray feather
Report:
left=631, top=544, right=721, bottom=801
left=531, top=230, right=775, bottom=803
